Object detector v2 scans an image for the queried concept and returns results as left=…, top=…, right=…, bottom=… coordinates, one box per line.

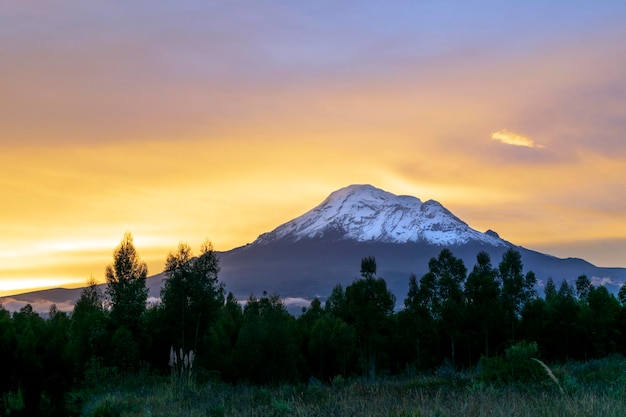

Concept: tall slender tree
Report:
left=68, top=277, right=108, bottom=378
left=234, top=293, right=300, bottom=384
left=464, top=251, right=501, bottom=358
left=161, top=240, right=225, bottom=355
left=499, top=248, right=535, bottom=341
left=425, top=248, right=467, bottom=368
left=345, top=257, right=396, bottom=379
left=105, top=232, right=148, bottom=333
left=403, top=272, right=439, bottom=369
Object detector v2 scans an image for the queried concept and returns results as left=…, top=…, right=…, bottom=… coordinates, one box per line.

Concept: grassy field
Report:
left=76, top=356, right=626, bottom=417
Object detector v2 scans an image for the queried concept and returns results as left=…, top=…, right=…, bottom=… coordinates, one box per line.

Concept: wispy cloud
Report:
left=491, top=129, right=544, bottom=149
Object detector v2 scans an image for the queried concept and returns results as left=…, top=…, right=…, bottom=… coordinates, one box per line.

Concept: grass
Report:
left=73, top=352, right=626, bottom=416
left=77, top=357, right=626, bottom=417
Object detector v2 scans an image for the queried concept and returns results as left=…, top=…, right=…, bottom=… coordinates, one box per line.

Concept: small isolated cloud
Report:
left=491, top=129, right=544, bottom=149
left=590, top=276, right=619, bottom=288
left=282, top=297, right=312, bottom=307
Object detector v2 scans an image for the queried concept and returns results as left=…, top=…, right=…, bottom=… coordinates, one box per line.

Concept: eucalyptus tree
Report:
left=234, top=292, right=300, bottom=384
left=161, top=240, right=225, bottom=355
left=67, top=277, right=108, bottom=378
left=105, top=233, right=148, bottom=371
left=402, top=272, right=439, bottom=369
left=464, top=251, right=501, bottom=358
left=499, top=248, right=535, bottom=342
left=105, top=232, right=148, bottom=334
left=345, top=257, right=396, bottom=379
left=422, top=248, right=467, bottom=368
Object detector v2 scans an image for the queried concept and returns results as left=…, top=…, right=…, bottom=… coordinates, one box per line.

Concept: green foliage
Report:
left=479, top=341, right=541, bottom=384
left=234, top=293, right=301, bottom=384
left=360, top=256, right=377, bottom=279
left=106, top=232, right=148, bottom=334
left=325, top=283, right=347, bottom=319
left=0, top=303, right=17, bottom=394
left=346, top=257, right=396, bottom=378
left=111, top=326, right=141, bottom=372
left=6, top=240, right=626, bottom=415
left=68, top=278, right=108, bottom=379
left=402, top=272, right=440, bottom=370
left=13, top=304, right=47, bottom=413
left=78, top=370, right=626, bottom=417
left=203, top=292, right=242, bottom=382
left=499, top=249, right=536, bottom=342
left=429, top=249, right=467, bottom=366
left=308, top=314, right=356, bottom=380
left=92, top=398, right=122, bottom=417
left=465, top=251, right=502, bottom=358
left=1, top=390, right=24, bottom=415
left=161, top=240, right=225, bottom=356
left=618, top=284, right=626, bottom=306
left=271, top=398, right=292, bottom=416
left=576, top=275, right=592, bottom=301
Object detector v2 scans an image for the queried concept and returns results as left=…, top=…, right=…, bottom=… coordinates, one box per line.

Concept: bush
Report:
left=479, top=341, right=542, bottom=384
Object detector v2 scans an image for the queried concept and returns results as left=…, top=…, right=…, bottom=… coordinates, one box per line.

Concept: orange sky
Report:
left=2, top=2, right=626, bottom=297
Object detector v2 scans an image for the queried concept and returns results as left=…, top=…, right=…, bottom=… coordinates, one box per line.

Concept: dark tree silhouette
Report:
left=161, top=240, right=225, bottom=355
left=105, top=232, right=148, bottom=334
left=345, top=257, right=396, bottom=379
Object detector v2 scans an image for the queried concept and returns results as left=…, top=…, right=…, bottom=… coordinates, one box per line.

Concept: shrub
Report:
left=479, top=341, right=542, bottom=384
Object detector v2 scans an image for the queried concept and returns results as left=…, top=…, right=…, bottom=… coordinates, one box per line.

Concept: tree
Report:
left=111, top=325, right=141, bottom=372
left=345, top=257, right=396, bottom=379
left=542, top=280, right=580, bottom=361
left=587, top=286, right=620, bottom=356
left=464, top=251, right=501, bottom=358
left=0, top=303, right=17, bottom=406
left=423, top=248, right=467, bottom=368
left=576, top=274, right=592, bottom=302
left=43, top=305, right=72, bottom=414
left=325, top=283, right=348, bottom=320
left=67, top=277, right=108, bottom=379
left=299, top=297, right=356, bottom=380
left=234, top=293, right=300, bottom=384
left=105, top=232, right=148, bottom=333
left=13, top=304, right=46, bottom=414
left=402, top=273, right=439, bottom=370
left=499, top=248, right=535, bottom=342
left=308, top=314, right=356, bottom=380
left=360, top=256, right=377, bottom=279
left=544, top=277, right=557, bottom=302
left=161, top=240, right=225, bottom=355
left=204, top=292, right=243, bottom=382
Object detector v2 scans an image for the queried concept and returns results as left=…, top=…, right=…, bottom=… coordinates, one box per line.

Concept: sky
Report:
left=1, top=1, right=626, bottom=297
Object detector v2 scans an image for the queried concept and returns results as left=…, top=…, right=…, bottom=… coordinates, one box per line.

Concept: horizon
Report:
left=1, top=183, right=624, bottom=300
left=2, top=2, right=626, bottom=296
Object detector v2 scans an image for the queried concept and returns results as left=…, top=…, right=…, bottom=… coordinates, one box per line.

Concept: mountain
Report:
left=217, top=184, right=626, bottom=306
left=254, top=184, right=506, bottom=247
left=4, top=184, right=626, bottom=313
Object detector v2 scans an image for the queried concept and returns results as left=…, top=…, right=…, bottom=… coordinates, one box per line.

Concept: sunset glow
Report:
left=2, top=2, right=626, bottom=297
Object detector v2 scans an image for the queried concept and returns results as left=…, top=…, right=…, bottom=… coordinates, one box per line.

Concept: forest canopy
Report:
left=1, top=234, right=625, bottom=415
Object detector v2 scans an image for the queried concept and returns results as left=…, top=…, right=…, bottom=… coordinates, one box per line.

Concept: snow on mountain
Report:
left=254, top=184, right=507, bottom=247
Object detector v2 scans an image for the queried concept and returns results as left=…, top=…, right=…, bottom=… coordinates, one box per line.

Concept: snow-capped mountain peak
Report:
left=254, top=184, right=506, bottom=247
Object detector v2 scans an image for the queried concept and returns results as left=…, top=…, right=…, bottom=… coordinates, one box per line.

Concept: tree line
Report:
left=1, top=232, right=626, bottom=415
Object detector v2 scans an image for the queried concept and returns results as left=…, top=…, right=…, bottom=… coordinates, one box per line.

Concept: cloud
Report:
left=282, top=297, right=312, bottom=307
left=491, top=129, right=544, bottom=149
left=590, top=276, right=621, bottom=289
left=0, top=297, right=75, bottom=314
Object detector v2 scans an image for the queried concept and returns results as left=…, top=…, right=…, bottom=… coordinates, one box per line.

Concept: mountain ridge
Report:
left=254, top=184, right=506, bottom=247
